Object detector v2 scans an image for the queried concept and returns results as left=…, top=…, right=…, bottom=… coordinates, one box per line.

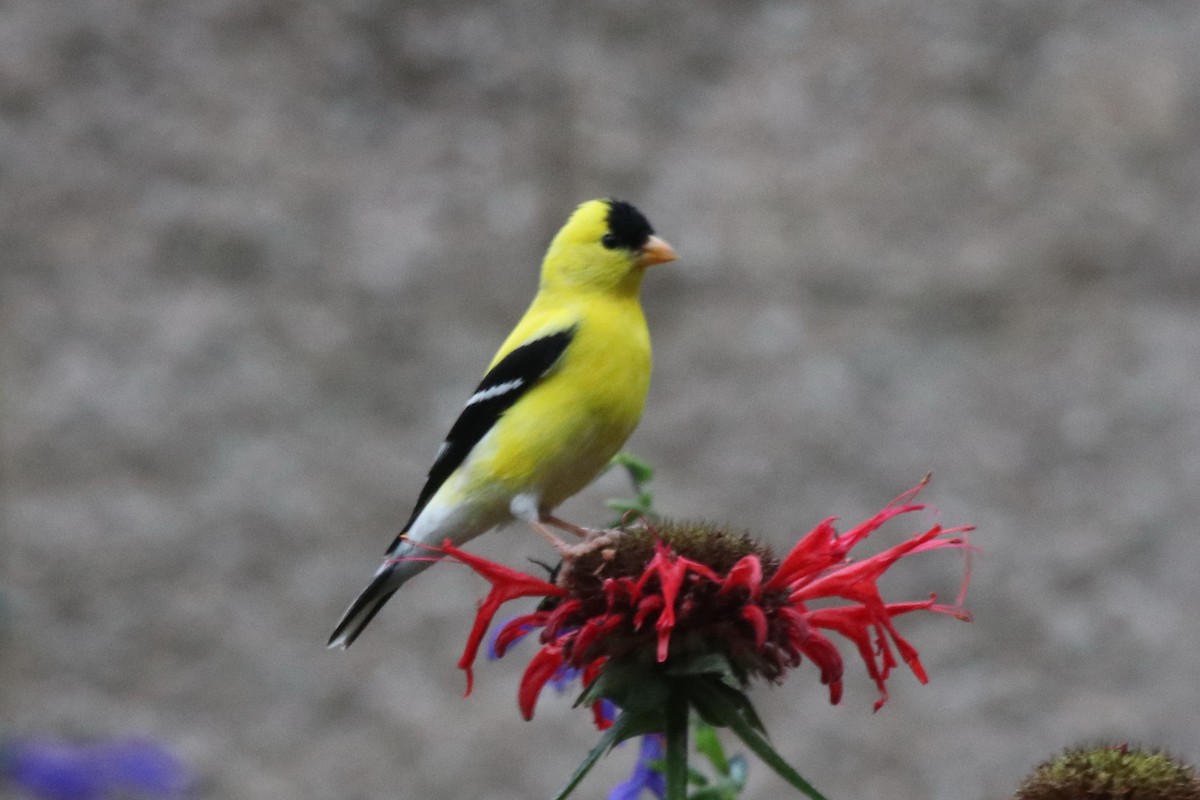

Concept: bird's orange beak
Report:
left=637, top=235, right=678, bottom=267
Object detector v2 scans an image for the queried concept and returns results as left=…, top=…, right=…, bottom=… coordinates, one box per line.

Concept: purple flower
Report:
left=2, top=738, right=190, bottom=800
left=609, top=735, right=666, bottom=800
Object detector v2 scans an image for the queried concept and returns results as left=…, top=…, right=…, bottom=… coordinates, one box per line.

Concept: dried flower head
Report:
left=1015, top=744, right=1200, bottom=800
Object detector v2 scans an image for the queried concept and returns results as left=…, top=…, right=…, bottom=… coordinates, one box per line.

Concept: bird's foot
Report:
left=527, top=519, right=618, bottom=562
left=527, top=518, right=568, bottom=549
left=553, top=530, right=621, bottom=561
left=543, top=514, right=597, bottom=539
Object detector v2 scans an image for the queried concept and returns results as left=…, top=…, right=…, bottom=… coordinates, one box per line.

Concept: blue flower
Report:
left=608, top=734, right=666, bottom=800
left=1, top=738, right=190, bottom=800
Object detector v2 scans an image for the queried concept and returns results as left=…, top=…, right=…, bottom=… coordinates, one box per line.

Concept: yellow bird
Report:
left=328, top=199, right=677, bottom=649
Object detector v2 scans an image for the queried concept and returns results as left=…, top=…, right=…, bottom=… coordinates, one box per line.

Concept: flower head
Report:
left=446, top=480, right=971, bottom=721
left=418, top=479, right=974, bottom=799
left=1016, top=744, right=1200, bottom=800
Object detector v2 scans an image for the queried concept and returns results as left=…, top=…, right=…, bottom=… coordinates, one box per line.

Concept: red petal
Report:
left=442, top=540, right=564, bottom=599
left=835, top=496, right=927, bottom=556
left=592, top=701, right=614, bottom=730
left=741, top=604, right=769, bottom=650
left=778, top=606, right=844, bottom=695
left=645, top=547, right=687, bottom=662
left=789, top=524, right=967, bottom=605
left=494, top=612, right=550, bottom=657
left=517, top=646, right=566, bottom=720
left=805, top=596, right=962, bottom=710
left=441, top=540, right=565, bottom=695
left=580, top=658, right=611, bottom=730
left=633, top=595, right=663, bottom=630
left=766, top=518, right=841, bottom=592
left=768, top=480, right=935, bottom=593
left=675, top=555, right=721, bottom=583
left=572, top=614, right=624, bottom=664
left=581, top=657, right=606, bottom=689
left=720, top=555, right=763, bottom=598
left=606, top=576, right=639, bottom=609
left=818, top=609, right=888, bottom=707
left=542, top=599, right=583, bottom=641
left=633, top=542, right=727, bottom=663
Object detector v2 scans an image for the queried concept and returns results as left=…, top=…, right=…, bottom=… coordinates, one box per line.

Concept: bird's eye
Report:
left=600, top=233, right=618, bottom=249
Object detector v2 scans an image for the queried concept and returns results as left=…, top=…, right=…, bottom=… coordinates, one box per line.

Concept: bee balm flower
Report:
left=438, top=480, right=972, bottom=799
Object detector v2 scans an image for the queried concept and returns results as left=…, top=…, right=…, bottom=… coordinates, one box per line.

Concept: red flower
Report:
left=441, top=480, right=972, bottom=722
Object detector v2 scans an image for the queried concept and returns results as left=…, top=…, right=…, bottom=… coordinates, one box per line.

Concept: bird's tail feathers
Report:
left=329, top=513, right=484, bottom=649
left=327, top=535, right=447, bottom=649
left=326, top=566, right=399, bottom=650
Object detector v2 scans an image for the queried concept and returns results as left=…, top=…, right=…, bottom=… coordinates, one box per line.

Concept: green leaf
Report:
left=607, top=451, right=655, bottom=484
left=686, top=748, right=750, bottom=800
left=606, top=499, right=651, bottom=517
left=688, top=682, right=828, bottom=800
left=694, top=721, right=730, bottom=775
left=551, top=711, right=635, bottom=800
left=604, top=452, right=659, bottom=524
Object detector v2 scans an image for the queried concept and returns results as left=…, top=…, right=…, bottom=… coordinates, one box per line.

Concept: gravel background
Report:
left=4, top=1, right=1200, bottom=798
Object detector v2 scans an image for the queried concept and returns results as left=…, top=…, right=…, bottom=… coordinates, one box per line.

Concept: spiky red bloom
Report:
left=446, top=481, right=971, bottom=723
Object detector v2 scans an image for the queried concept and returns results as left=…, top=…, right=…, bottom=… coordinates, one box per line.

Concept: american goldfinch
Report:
left=328, top=199, right=677, bottom=649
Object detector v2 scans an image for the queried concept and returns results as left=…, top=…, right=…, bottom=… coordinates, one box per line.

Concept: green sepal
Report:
left=706, top=679, right=767, bottom=736
left=665, top=651, right=738, bottom=680
left=573, top=661, right=673, bottom=743
left=679, top=675, right=765, bottom=738
left=576, top=660, right=663, bottom=707
left=573, top=659, right=656, bottom=708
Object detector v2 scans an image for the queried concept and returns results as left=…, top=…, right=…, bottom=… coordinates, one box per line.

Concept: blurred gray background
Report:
left=4, top=1, right=1200, bottom=798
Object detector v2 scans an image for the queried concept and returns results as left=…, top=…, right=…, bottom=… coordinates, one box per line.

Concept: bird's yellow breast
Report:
left=466, top=290, right=651, bottom=513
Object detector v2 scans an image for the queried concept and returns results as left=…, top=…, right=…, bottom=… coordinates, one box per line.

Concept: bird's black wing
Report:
left=387, top=326, right=577, bottom=552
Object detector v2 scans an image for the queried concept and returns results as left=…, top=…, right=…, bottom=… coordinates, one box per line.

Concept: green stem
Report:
left=664, top=688, right=690, bottom=800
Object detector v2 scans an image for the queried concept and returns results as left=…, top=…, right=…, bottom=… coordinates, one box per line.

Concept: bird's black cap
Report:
left=603, top=199, right=654, bottom=251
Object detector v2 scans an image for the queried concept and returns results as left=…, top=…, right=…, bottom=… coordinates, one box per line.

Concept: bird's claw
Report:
left=552, top=530, right=620, bottom=561
left=543, top=515, right=596, bottom=539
